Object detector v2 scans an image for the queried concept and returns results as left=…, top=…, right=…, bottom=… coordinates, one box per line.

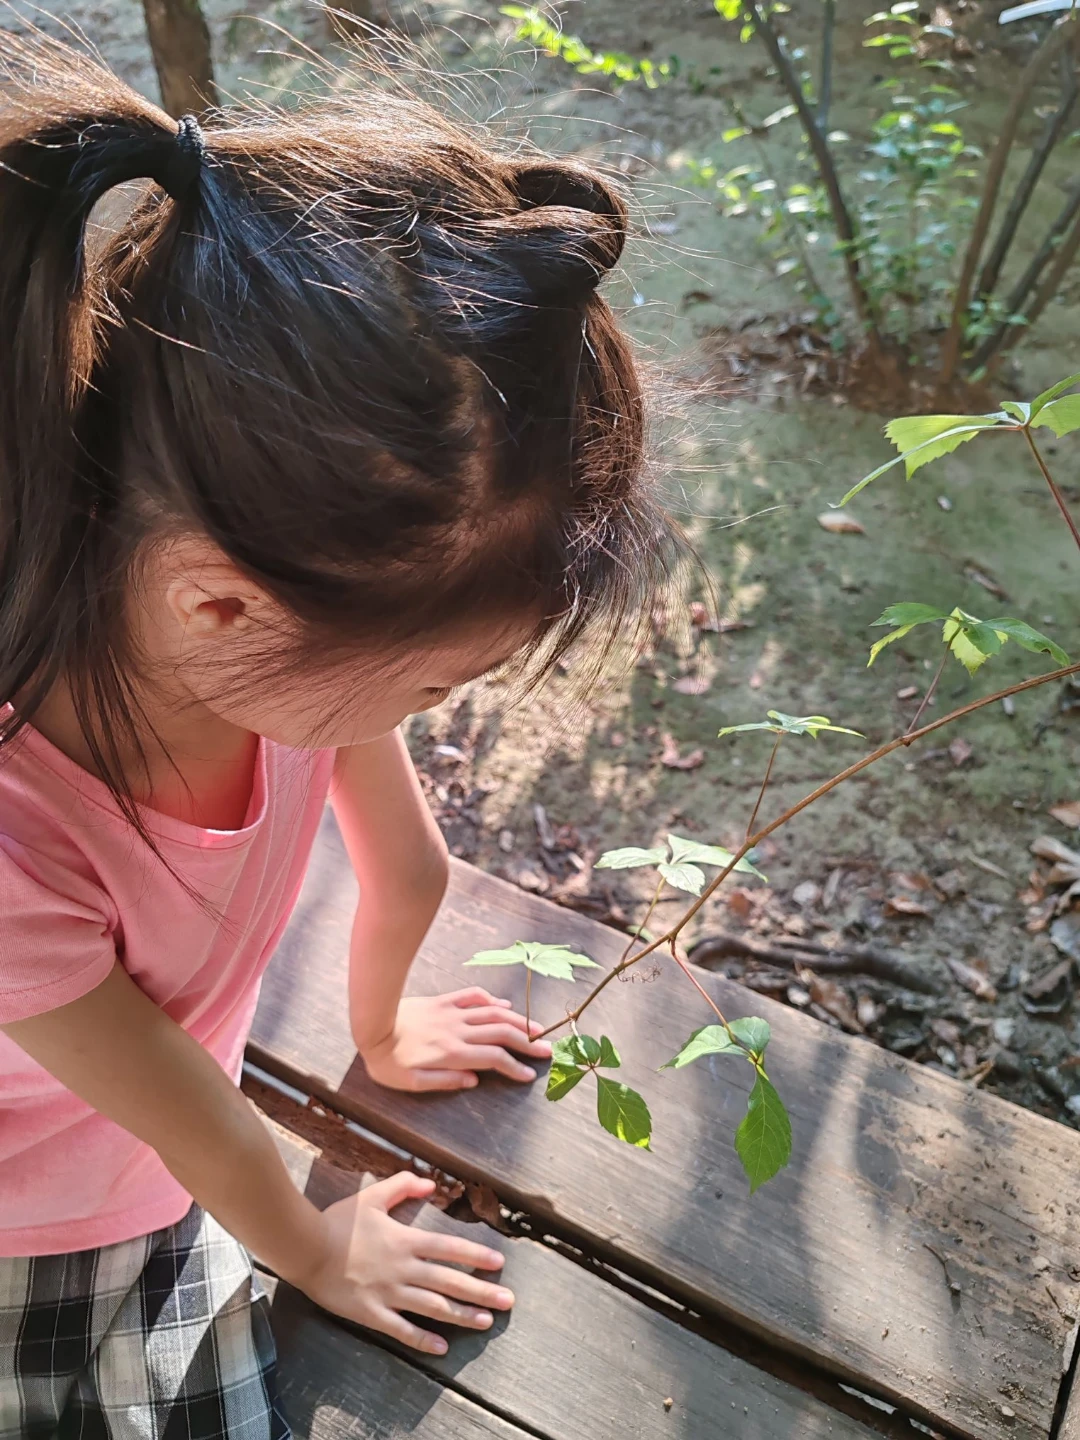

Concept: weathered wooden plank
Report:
left=253, top=815, right=1080, bottom=1440
left=264, top=1114, right=883, bottom=1440
left=267, top=1274, right=530, bottom=1440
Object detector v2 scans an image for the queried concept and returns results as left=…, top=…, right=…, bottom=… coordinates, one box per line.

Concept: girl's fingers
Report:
left=409, top=1262, right=515, bottom=1311
left=413, top=1232, right=505, bottom=1271
left=372, top=1306, right=448, bottom=1356
left=411, top=1068, right=479, bottom=1092
left=462, top=1008, right=546, bottom=1040
left=450, top=988, right=511, bottom=1010
left=460, top=1023, right=552, bottom=1058
left=458, top=1044, right=536, bottom=1082
left=398, top=1286, right=495, bottom=1330
left=365, top=1171, right=436, bottom=1212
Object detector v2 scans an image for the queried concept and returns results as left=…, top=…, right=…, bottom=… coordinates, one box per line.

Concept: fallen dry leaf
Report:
left=933, top=868, right=966, bottom=900
left=1032, top=835, right=1080, bottom=867
left=896, top=685, right=919, bottom=701
left=821, top=867, right=844, bottom=910
left=673, top=674, right=712, bottom=696
left=1050, top=800, right=1080, bottom=830
left=1020, top=958, right=1073, bottom=1015
left=725, top=887, right=754, bottom=920
left=817, top=511, right=865, bottom=535
left=660, top=733, right=704, bottom=770
left=792, top=880, right=821, bottom=908
left=890, top=870, right=934, bottom=892
left=533, top=803, right=556, bottom=850
left=946, top=955, right=998, bottom=1002
left=948, top=737, right=973, bottom=767
left=857, top=994, right=882, bottom=1028
left=688, top=602, right=753, bottom=635
left=884, top=894, right=934, bottom=918
left=800, top=968, right=863, bottom=1032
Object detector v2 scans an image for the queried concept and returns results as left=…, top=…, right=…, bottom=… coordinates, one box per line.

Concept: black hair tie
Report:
left=160, top=113, right=206, bottom=202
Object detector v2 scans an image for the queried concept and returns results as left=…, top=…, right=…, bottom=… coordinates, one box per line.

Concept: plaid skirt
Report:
left=0, top=1205, right=291, bottom=1439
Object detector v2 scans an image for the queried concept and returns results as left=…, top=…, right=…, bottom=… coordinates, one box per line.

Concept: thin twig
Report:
left=619, top=875, right=665, bottom=967
left=537, top=660, right=1080, bottom=1039
left=939, top=19, right=1073, bottom=385
left=969, top=177, right=1080, bottom=372
left=998, top=202, right=1080, bottom=362
left=669, top=941, right=728, bottom=1026
left=745, top=733, right=782, bottom=840
left=746, top=3, right=879, bottom=341
left=974, top=34, right=1078, bottom=303
left=525, top=967, right=532, bottom=1032
left=1024, top=427, right=1080, bottom=553
left=688, top=930, right=941, bottom=993
left=907, top=644, right=950, bottom=734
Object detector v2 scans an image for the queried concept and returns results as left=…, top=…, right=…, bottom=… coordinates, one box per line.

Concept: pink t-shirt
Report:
left=0, top=715, right=336, bottom=1256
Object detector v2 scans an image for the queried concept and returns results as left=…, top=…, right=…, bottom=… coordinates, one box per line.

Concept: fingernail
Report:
left=495, top=1289, right=515, bottom=1308
left=476, top=1311, right=493, bottom=1327
left=520, top=1067, right=536, bottom=1081
left=463, top=1075, right=478, bottom=1088
left=536, top=1041, right=552, bottom=1056
left=430, top=1338, right=448, bottom=1355
left=486, top=1251, right=505, bottom=1267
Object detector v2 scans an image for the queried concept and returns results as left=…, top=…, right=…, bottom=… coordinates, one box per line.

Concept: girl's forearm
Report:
left=348, top=877, right=447, bottom=1052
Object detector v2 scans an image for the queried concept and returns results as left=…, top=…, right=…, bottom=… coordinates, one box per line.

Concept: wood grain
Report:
left=267, top=1274, right=530, bottom=1440
left=252, top=814, right=1080, bottom=1440
left=264, top=1115, right=882, bottom=1439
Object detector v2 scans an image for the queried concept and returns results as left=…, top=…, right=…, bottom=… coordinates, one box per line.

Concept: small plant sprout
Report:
left=465, top=374, right=1080, bottom=1195
left=546, top=1033, right=653, bottom=1150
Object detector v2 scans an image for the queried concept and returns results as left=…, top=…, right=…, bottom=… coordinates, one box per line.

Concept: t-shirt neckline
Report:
left=0, top=704, right=269, bottom=850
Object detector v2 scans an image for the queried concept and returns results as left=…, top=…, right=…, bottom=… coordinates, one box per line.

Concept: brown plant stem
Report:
left=969, top=178, right=1080, bottom=372
left=745, top=732, right=782, bottom=840
left=525, top=968, right=532, bottom=1032
left=669, top=941, right=728, bottom=1026
left=907, top=644, right=950, bottom=734
left=538, top=660, right=1080, bottom=1039
left=997, top=201, right=1080, bottom=364
left=974, top=37, right=1078, bottom=303
left=1024, top=427, right=1080, bottom=552
left=939, top=19, right=1072, bottom=385
left=746, top=3, right=879, bottom=342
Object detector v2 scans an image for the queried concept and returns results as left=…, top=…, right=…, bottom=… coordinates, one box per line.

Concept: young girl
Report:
left=0, top=30, right=669, bottom=1439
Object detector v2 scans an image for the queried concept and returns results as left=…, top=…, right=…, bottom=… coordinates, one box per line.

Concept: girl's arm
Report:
left=2, top=964, right=512, bottom=1354
left=331, top=732, right=551, bottom=1089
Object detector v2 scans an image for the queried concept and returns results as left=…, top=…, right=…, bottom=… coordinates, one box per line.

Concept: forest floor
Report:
left=20, top=0, right=1080, bottom=1124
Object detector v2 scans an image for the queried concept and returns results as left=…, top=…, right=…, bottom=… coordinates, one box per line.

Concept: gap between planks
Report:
left=251, top=821, right=1080, bottom=1440
left=258, top=1095, right=915, bottom=1440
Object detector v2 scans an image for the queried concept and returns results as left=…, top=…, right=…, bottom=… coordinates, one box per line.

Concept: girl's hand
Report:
left=296, top=1173, right=514, bottom=1354
left=359, top=988, right=552, bottom=1092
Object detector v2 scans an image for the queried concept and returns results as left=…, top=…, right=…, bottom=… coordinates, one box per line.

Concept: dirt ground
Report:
left=20, top=0, right=1080, bottom=1122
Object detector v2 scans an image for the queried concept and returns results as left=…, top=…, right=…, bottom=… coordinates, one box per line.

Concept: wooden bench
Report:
left=251, top=812, right=1080, bottom=1440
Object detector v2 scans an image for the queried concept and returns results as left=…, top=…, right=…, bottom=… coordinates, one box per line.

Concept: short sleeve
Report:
left=0, top=846, right=116, bottom=1024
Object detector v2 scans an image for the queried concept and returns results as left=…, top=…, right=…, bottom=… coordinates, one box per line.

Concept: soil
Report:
left=20, top=0, right=1080, bottom=1124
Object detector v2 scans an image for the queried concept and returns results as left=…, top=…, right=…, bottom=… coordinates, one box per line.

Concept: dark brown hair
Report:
left=0, top=32, right=671, bottom=820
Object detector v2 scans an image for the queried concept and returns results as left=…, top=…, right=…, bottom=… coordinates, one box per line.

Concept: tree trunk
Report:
left=141, top=0, right=218, bottom=118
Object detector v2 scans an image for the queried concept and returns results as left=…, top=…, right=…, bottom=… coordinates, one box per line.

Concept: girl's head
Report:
left=0, top=34, right=671, bottom=788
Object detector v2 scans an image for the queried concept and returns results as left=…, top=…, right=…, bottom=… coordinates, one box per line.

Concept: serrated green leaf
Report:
left=598, top=1035, right=621, bottom=1068
left=718, top=712, right=861, bottom=742
left=595, top=846, right=667, bottom=871
left=596, top=1078, right=652, bottom=1148
left=872, top=602, right=950, bottom=628
left=662, top=1023, right=744, bottom=1069
left=728, top=1015, right=771, bottom=1057
left=546, top=1063, right=586, bottom=1101
left=466, top=942, right=534, bottom=967
left=840, top=417, right=1006, bottom=504
left=884, top=413, right=1006, bottom=479
left=524, top=945, right=600, bottom=980
left=658, top=860, right=705, bottom=895
left=552, top=1034, right=601, bottom=1067
left=945, top=609, right=997, bottom=675
left=983, top=617, right=1070, bottom=666
left=1000, top=400, right=1031, bottom=423
left=1030, top=372, right=1080, bottom=418
left=1032, top=394, right=1080, bottom=438
left=868, top=623, right=918, bottom=666
left=467, top=942, right=598, bottom=980
left=667, top=833, right=767, bottom=882
left=735, top=1075, right=792, bottom=1192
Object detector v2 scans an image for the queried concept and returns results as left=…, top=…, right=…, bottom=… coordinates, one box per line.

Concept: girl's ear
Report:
left=164, top=578, right=258, bottom=640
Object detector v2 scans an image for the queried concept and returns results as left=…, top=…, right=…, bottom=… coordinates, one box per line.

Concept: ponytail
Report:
left=0, top=35, right=206, bottom=798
